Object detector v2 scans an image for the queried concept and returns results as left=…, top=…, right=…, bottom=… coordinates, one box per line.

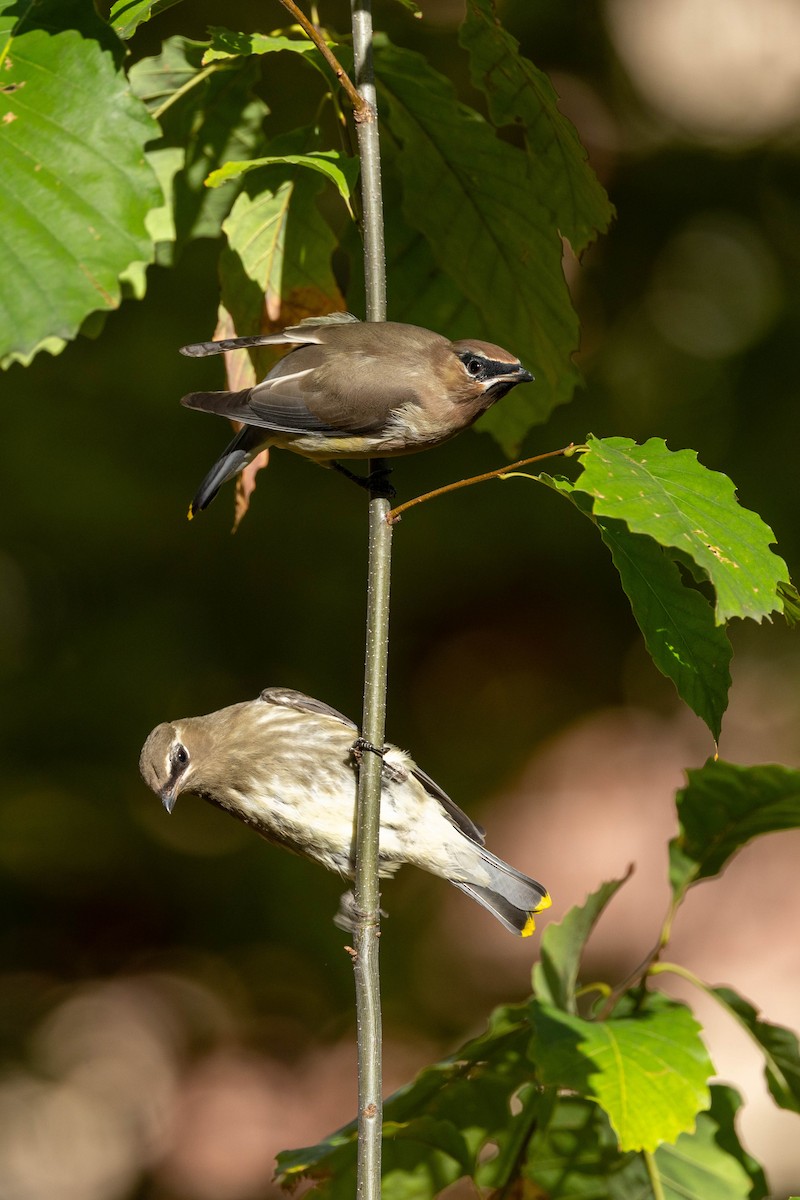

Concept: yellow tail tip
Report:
left=521, top=892, right=552, bottom=938
left=186, top=506, right=194, bottom=521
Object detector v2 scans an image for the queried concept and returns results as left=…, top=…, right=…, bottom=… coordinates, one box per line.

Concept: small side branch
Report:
left=276, top=0, right=369, bottom=117
left=386, top=444, right=584, bottom=524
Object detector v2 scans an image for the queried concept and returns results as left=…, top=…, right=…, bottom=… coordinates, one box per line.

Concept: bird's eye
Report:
left=173, top=744, right=189, bottom=767
left=466, top=356, right=482, bottom=376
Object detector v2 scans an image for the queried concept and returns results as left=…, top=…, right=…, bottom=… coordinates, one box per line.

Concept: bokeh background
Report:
left=2, top=0, right=800, bottom=1196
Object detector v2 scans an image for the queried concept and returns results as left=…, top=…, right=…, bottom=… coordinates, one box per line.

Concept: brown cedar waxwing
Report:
left=180, top=313, right=533, bottom=515
left=139, top=687, right=551, bottom=936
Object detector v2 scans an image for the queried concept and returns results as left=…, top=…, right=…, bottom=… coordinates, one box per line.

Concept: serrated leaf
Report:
left=109, top=0, right=184, bottom=39
left=572, top=437, right=788, bottom=624
left=207, top=150, right=359, bottom=213
left=129, top=38, right=268, bottom=254
left=598, top=521, right=732, bottom=741
left=669, top=759, right=800, bottom=900
left=460, top=0, right=613, bottom=253
left=538, top=473, right=732, bottom=739
left=524, top=1086, right=765, bottom=1200
left=374, top=40, right=580, bottom=454
left=533, top=875, right=631, bottom=1014
left=0, top=0, right=162, bottom=366
left=709, top=987, right=800, bottom=1114
left=529, top=992, right=712, bottom=1152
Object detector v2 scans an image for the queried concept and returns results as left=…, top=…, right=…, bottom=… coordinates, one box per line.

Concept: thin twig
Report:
left=276, top=0, right=368, bottom=116
left=386, top=444, right=584, bottom=524
left=349, top=2, right=389, bottom=1200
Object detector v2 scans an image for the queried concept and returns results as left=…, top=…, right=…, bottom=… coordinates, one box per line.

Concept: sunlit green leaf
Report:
left=0, top=0, right=162, bottom=366
left=572, top=437, right=788, bottom=624
left=669, top=759, right=800, bottom=901
left=207, top=151, right=360, bottom=214
left=460, top=0, right=613, bottom=253
left=538, top=473, right=732, bottom=739
left=524, top=1087, right=766, bottom=1200
left=529, top=992, right=712, bottom=1152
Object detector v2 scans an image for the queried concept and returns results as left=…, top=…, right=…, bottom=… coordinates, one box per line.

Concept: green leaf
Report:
left=669, top=759, right=800, bottom=900
left=460, top=0, right=613, bottom=253
left=276, top=1004, right=537, bottom=1196
left=374, top=40, right=581, bottom=454
left=109, top=0, right=184, bottom=39
left=219, top=129, right=346, bottom=347
left=572, top=437, right=788, bottom=624
left=710, top=987, right=800, bottom=1114
left=203, top=26, right=338, bottom=74
left=648, top=1085, right=768, bottom=1200
left=524, top=1095, right=634, bottom=1198
left=538, top=474, right=732, bottom=740
left=0, top=0, right=162, bottom=366
left=206, top=151, right=360, bottom=213
left=529, top=992, right=712, bottom=1152
left=129, top=38, right=268, bottom=255
left=533, top=874, right=631, bottom=1014
left=598, top=521, right=732, bottom=741
left=524, top=1086, right=766, bottom=1200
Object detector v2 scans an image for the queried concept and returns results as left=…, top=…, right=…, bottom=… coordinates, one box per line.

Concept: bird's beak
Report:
left=160, top=786, right=178, bottom=814
left=518, top=367, right=534, bottom=384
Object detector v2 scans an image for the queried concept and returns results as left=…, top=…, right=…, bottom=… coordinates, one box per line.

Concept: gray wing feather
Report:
left=260, top=688, right=358, bottom=730
left=180, top=313, right=360, bottom=358
left=411, top=765, right=486, bottom=845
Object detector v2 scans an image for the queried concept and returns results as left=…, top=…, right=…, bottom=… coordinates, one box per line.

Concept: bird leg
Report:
left=350, top=736, right=385, bottom=764
left=331, top=461, right=396, bottom=499
left=334, top=888, right=387, bottom=933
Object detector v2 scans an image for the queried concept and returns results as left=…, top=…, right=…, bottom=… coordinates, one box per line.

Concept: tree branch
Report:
left=349, top=3, right=389, bottom=1200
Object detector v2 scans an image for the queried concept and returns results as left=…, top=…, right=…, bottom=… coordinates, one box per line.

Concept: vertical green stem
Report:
left=349, top=4, right=388, bottom=1200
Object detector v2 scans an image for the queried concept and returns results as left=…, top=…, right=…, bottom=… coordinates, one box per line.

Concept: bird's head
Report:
left=139, top=721, right=196, bottom=813
left=450, top=340, right=533, bottom=404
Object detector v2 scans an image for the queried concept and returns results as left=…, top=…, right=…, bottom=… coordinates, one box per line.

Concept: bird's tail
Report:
left=187, top=423, right=261, bottom=517
left=452, top=849, right=551, bottom=937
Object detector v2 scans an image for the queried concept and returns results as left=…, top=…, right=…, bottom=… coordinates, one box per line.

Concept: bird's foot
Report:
left=331, top=461, right=396, bottom=499
left=350, top=736, right=385, bottom=763
left=334, top=888, right=387, bottom=934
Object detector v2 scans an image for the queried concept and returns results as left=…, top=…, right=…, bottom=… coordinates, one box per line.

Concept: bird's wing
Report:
left=410, top=765, right=486, bottom=845
left=180, top=313, right=361, bottom=358
left=259, top=688, right=358, bottom=730
left=181, top=371, right=352, bottom=436
left=183, top=351, right=417, bottom=438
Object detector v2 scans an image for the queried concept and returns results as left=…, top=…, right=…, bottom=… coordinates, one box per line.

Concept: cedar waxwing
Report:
left=139, top=687, right=551, bottom=936
left=180, top=313, right=533, bottom=515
